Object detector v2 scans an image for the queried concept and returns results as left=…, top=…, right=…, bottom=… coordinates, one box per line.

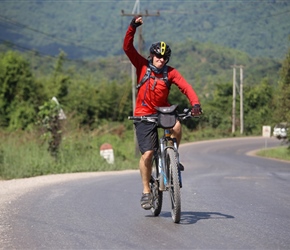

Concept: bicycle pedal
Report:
left=141, top=203, right=153, bottom=210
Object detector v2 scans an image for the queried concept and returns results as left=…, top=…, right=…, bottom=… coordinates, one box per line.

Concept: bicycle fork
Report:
left=158, top=129, right=182, bottom=191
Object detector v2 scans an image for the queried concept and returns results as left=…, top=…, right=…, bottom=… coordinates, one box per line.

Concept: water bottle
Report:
left=158, top=157, right=165, bottom=191
left=163, top=170, right=167, bottom=185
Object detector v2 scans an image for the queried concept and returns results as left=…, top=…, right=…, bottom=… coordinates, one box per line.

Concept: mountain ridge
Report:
left=0, top=0, right=289, bottom=60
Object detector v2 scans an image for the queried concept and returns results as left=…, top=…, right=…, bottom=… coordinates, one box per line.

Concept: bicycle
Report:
left=128, top=104, right=194, bottom=223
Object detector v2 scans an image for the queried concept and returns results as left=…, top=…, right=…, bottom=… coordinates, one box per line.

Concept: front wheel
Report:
left=166, top=148, right=181, bottom=223
left=150, top=155, right=163, bottom=216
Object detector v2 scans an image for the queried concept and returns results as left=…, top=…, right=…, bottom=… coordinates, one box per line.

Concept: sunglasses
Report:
left=154, top=53, right=169, bottom=61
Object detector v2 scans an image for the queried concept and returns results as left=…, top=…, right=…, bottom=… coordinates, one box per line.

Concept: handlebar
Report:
left=128, top=108, right=199, bottom=122
left=128, top=116, right=157, bottom=122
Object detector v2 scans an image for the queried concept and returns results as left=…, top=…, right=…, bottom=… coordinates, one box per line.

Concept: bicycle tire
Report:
left=166, top=148, right=181, bottom=223
left=150, top=155, right=163, bottom=216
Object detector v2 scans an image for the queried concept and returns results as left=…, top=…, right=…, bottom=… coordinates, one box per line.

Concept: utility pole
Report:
left=232, top=65, right=236, bottom=134
left=121, top=0, right=160, bottom=156
left=231, top=65, right=244, bottom=134
left=121, top=1, right=160, bottom=111
left=240, top=66, right=244, bottom=134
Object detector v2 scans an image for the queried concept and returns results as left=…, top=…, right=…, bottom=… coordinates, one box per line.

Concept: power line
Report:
left=0, top=14, right=102, bottom=56
left=0, top=38, right=58, bottom=59
left=160, top=6, right=290, bottom=29
left=0, top=38, right=99, bottom=67
left=214, top=9, right=290, bottom=30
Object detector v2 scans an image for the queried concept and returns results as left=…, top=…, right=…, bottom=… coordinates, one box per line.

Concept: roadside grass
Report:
left=1, top=127, right=289, bottom=180
left=256, top=145, right=290, bottom=162
left=0, top=125, right=233, bottom=180
left=0, top=126, right=140, bottom=180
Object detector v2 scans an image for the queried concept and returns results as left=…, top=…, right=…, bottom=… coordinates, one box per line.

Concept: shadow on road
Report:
left=159, top=211, right=235, bottom=225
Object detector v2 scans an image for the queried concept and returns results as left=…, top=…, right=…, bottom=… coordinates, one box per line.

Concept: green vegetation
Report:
left=0, top=1, right=289, bottom=59
left=1, top=125, right=288, bottom=180
left=0, top=4, right=290, bottom=179
left=37, top=98, right=64, bottom=159
left=0, top=121, right=250, bottom=180
left=0, top=128, right=140, bottom=180
left=275, top=44, right=290, bottom=143
left=257, top=146, right=290, bottom=162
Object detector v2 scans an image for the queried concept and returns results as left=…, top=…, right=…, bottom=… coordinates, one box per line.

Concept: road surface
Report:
left=0, top=137, right=289, bottom=249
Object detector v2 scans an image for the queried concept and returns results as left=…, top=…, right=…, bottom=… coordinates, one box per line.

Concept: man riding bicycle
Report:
left=123, top=16, right=202, bottom=210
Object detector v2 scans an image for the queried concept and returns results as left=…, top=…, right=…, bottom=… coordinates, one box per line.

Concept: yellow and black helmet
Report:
left=149, top=41, right=171, bottom=60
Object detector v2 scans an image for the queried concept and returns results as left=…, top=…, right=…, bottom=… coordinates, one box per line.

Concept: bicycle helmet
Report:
left=149, top=41, right=171, bottom=62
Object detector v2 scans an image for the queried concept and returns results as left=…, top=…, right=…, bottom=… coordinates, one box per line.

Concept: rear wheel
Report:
left=150, top=155, right=163, bottom=216
left=166, top=148, right=181, bottom=223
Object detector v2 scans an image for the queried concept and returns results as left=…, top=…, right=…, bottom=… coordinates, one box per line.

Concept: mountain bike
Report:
left=128, top=105, right=194, bottom=223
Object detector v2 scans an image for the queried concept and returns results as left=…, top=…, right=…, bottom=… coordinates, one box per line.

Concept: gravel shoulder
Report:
left=0, top=170, right=137, bottom=249
left=0, top=171, right=138, bottom=204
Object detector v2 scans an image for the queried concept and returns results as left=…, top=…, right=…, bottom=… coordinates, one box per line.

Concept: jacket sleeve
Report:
left=169, top=68, right=200, bottom=106
left=123, top=25, right=148, bottom=85
left=123, top=25, right=143, bottom=68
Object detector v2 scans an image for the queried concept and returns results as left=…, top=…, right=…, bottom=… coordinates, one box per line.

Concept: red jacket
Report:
left=123, top=25, right=200, bottom=116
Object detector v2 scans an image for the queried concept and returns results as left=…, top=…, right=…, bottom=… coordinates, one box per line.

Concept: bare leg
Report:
left=172, top=120, right=182, bottom=148
left=139, top=150, right=154, bottom=194
left=172, top=120, right=184, bottom=171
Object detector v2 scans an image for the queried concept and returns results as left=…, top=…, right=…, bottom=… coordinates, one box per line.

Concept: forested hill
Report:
left=0, top=0, right=289, bottom=60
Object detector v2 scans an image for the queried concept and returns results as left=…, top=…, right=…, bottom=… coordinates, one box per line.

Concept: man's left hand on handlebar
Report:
left=191, top=104, right=202, bottom=117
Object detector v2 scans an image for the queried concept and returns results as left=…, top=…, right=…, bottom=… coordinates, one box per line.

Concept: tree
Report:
left=203, top=82, right=233, bottom=131
left=41, top=51, right=70, bottom=103
left=243, top=79, right=274, bottom=134
left=275, top=44, right=290, bottom=144
left=202, top=79, right=274, bottom=135
left=0, top=51, right=42, bottom=130
left=37, top=99, right=63, bottom=159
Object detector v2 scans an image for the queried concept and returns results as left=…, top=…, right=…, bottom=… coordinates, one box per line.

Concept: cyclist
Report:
left=123, top=16, right=202, bottom=210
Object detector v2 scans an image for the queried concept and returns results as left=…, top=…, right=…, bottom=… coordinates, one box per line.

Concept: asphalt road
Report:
left=2, top=137, right=290, bottom=249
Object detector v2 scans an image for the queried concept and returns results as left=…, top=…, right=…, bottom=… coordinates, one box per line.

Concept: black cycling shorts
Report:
left=134, top=117, right=159, bottom=155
